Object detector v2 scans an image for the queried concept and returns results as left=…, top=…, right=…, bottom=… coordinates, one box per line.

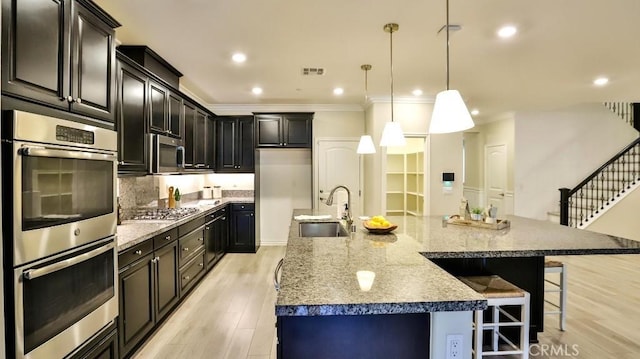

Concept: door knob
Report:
left=320, top=190, right=324, bottom=193
left=499, top=193, right=505, bottom=197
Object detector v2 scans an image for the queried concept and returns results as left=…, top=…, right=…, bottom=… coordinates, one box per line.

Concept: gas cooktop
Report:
left=130, top=207, right=200, bottom=221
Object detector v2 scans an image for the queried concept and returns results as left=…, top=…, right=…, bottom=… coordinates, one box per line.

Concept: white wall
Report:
left=585, top=185, right=640, bottom=241
left=258, top=149, right=312, bottom=245
left=428, top=132, right=464, bottom=215
left=313, top=110, right=364, bottom=138
left=514, top=103, right=637, bottom=220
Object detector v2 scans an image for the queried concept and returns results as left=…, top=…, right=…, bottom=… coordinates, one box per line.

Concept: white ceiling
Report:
left=95, top=0, right=640, bottom=122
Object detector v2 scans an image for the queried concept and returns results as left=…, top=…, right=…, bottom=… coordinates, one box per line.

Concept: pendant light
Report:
left=429, top=0, right=475, bottom=134
left=357, top=64, right=376, bottom=154
left=379, top=23, right=406, bottom=147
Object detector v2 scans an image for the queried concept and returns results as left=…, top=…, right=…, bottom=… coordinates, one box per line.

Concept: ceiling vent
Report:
left=302, top=67, right=325, bottom=76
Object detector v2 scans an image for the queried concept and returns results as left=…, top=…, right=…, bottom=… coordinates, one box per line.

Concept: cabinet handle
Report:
left=183, top=247, right=189, bottom=252
left=134, top=250, right=142, bottom=255
left=274, top=258, right=284, bottom=291
left=66, top=95, right=74, bottom=103
left=222, top=217, right=226, bottom=220
left=151, top=258, right=156, bottom=264
left=250, top=213, right=254, bottom=217
left=118, top=161, right=125, bottom=165
left=183, top=275, right=190, bottom=281
left=241, top=205, right=245, bottom=209
left=284, top=143, right=287, bottom=146
left=205, top=226, right=210, bottom=230
left=198, top=237, right=204, bottom=242
left=76, top=98, right=82, bottom=104
left=280, top=143, right=283, bottom=146
left=165, top=235, right=171, bottom=240
left=198, top=263, right=204, bottom=267
left=155, top=256, right=160, bottom=262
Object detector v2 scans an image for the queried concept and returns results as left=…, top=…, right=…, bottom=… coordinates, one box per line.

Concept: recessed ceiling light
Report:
left=470, top=109, right=480, bottom=116
left=232, top=53, right=247, bottom=63
left=497, top=25, right=517, bottom=38
left=412, top=89, right=423, bottom=96
left=252, top=87, right=263, bottom=95
left=333, top=87, right=344, bottom=95
left=593, top=77, right=609, bottom=86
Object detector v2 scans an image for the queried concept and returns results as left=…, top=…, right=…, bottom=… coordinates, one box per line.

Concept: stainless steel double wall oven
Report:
left=1, top=111, right=118, bottom=359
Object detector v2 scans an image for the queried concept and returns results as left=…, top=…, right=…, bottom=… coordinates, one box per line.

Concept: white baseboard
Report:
left=259, top=239, right=288, bottom=246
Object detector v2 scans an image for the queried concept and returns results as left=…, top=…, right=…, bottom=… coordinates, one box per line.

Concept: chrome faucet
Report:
left=326, top=185, right=354, bottom=232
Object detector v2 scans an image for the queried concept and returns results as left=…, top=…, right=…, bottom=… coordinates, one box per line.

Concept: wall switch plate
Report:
left=446, top=334, right=463, bottom=359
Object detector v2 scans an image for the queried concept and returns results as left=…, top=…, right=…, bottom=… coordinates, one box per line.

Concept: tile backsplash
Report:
left=118, top=173, right=254, bottom=211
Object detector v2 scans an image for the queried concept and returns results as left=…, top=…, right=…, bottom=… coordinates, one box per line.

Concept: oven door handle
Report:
left=19, top=146, right=116, bottom=162
left=23, top=242, right=114, bottom=280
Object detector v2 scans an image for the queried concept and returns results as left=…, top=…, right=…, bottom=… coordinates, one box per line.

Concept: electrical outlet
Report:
left=446, top=334, right=464, bottom=359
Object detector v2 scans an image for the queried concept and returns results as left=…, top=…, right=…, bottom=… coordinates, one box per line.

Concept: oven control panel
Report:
left=56, top=125, right=95, bottom=145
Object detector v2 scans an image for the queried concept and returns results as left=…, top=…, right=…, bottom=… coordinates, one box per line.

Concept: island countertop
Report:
left=276, top=210, right=640, bottom=317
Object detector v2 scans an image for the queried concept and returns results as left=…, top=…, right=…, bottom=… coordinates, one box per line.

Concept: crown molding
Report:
left=367, top=96, right=436, bottom=104
left=206, top=103, right=364, bottom=115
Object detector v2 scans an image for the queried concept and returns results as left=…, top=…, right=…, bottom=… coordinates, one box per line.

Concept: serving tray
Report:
left=447, top=216, right=510, bottom=230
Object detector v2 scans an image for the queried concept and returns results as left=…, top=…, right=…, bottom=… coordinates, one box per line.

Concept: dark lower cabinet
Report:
left=118, top=251, right=154, bottom=358
left=229, top=203, right=256, bottom=253
left=68, top=323, right=118, bottom=359
left=154, top=240, right=179, bottom=322
left=277, top=313, right=430, bottom=359
left=205, top=207, right=228, bottom=268
left=118, top=229, right=180, bottom=359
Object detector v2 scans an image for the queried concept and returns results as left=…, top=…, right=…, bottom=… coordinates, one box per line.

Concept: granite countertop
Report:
left=116, top=197, right=253, bottom=252
left=276, top=210, right=640, bottom=317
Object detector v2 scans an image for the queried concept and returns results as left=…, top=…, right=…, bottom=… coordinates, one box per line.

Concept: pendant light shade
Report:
left=429, top=0, right=474, bottom=134
left=379, top=122, right=406, bottom=147
left=380, top=23, right=405, bottom=147
left=357, top=135, right=376, bottom=154
left=430, top=90, right=475, bottom=133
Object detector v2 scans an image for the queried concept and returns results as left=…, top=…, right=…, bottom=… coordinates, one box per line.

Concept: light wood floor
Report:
left=132, top=249, right=640, bottom=359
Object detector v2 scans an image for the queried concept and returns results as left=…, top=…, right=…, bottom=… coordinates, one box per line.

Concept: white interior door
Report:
left=485, top=144, right=507, bottom=213
left=315, top=139, right=362, bottom=218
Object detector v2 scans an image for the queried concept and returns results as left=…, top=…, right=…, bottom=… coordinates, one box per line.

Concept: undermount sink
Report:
left=299, top=222, right=349, bottom=237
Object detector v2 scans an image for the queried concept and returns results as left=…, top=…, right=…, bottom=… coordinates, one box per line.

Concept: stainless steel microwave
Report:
left=150, top=134, right=185, bottom=173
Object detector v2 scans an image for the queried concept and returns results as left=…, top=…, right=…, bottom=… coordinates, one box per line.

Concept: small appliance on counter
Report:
left=202, top=186, right=213, bottom=199
left=213, top=186, right=222, bottom=199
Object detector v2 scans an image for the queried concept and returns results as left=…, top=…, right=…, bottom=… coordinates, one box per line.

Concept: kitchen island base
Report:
left=277, top=313, right=430, bottom=359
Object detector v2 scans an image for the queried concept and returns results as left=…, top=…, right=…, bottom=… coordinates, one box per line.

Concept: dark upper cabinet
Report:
left=149, top=80, right=182, bottom=139
left=149, top=81, right=168, bottom=134
left=216, top=116, right=255, bottom=173
left=183, top=101, right=196, bottom=168
left=255, top=113, right=312, bottom=148
left=168, top=92, right=183, bottom=138
left=205, top=115, right=216, bottom=170
left=116, top=59, right=149, bottom=174
left=194, top=110, right=207, bottom=168
left=1, top=0, right=120, bottom=123
left=228, top=203, right=256, bottom=253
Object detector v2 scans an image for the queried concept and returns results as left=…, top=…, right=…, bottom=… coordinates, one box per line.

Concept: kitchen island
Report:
left=276, top=210, right=640, bottom=359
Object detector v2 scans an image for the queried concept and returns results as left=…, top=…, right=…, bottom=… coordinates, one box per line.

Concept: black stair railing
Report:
left=560, top=137, right=640, bottom=227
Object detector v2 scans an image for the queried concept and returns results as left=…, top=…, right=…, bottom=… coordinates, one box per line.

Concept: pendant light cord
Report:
left=390, top=26, right=395, bottom=122
left=446, top=0, right=450, bottom=91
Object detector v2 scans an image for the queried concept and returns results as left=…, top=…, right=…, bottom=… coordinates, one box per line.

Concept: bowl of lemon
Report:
left=363, top=215, right=398, bottom=234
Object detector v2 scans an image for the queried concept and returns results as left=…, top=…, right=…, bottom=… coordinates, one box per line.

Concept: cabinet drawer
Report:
left=231, top=203, right=254, bottom=212
left=153, top=227, right=179, bottom=249
left=179, top=226, right=205, bottom=266
left=178, top=216, right=206, bottom=237
left=118, top=240, right=153, bottom=269
left=179, top=250, right=205, bottom=294
left=205, top=206, right=227, bottom=223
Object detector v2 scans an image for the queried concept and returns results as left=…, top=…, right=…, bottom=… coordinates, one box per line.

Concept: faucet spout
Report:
left=326, top=185, right=353, bottom=231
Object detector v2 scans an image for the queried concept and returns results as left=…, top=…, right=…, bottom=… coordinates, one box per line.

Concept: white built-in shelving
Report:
left=385, top=138, right=425, bottom=216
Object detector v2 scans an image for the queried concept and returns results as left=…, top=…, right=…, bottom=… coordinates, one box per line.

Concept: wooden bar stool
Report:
left=459, top=275, right=530, bottom=359
left=544, top=260, right=567, bottom=331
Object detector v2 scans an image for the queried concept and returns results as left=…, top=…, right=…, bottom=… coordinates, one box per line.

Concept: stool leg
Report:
left=522, top=293, right=531, bottom=359
left=474, top=309, right=483, bottom=359
left=492, top=304, right=499, bottom=351
left=560, top=264, right=568, bottom=331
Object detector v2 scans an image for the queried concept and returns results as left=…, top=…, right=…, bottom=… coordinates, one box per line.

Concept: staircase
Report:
left=557, top=103, right=640, bottom=228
